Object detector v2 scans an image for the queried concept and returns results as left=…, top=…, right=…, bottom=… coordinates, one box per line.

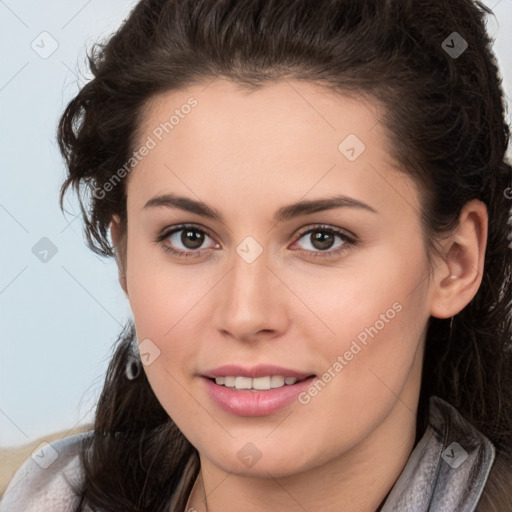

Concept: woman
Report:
left=1, top=0, right=511, bottom=510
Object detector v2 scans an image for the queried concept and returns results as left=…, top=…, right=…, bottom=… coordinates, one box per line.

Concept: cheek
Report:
left=125, top=246, right=218, bottom=410
left=126, top=236, right=209, bottom=337
left=296, top=240, right=428, bottom=353
left=303, top=250, right=429, bottom=429
left=127, top=268, right=205, bottom=429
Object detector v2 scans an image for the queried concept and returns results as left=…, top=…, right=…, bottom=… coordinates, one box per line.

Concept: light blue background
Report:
left=1, top=0, right=511, bottom=447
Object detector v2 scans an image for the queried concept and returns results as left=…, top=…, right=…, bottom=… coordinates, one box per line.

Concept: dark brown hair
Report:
left=57, top=0, right=512, bottom=510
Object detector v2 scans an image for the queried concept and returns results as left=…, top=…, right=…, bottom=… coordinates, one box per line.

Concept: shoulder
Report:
left=0, top=430, right=93, bottom=512
left=382, top=396, right=496, bottom=511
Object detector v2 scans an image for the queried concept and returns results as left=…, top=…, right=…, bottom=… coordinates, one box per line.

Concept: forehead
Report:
left=126, top=78, right=419, bottom=221
left=138, top=78, right=384, bottom=145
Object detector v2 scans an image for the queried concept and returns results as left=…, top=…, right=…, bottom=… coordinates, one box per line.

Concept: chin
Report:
left=203, top=446, right=315, bottom=479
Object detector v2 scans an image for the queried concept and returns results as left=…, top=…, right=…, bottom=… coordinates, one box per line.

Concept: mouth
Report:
left=202, top=374, right=317, bottom=416
left=205, top=374, right=316, bottom=392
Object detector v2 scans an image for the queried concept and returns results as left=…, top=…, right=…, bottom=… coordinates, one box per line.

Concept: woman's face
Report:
left=115, top=78, right=438, bottom=477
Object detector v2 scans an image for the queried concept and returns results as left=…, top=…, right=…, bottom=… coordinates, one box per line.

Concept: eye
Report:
left=155, top=224, right=219, bottom=259
left=154, top=223, right=356, bottom=259
left=291, top=224, right=356, bottom=258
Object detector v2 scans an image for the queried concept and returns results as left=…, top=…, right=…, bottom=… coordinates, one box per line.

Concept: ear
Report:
left=110, top=214, right=129, bottom=296
left=429, top=199, right=488, bottom=319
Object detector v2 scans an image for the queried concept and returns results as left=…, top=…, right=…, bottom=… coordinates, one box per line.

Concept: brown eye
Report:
left=308, top=231, right=337, bottom=251
left=293, top=225, right=356, bottom=258
left=178, top=229, right=205, bottom=250
left=156, top=224, right=218, bottom=258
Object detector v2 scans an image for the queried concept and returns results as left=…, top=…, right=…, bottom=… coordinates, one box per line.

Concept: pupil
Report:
left=183, top=230, right=204, bottom=249
left=312, top=231, right=334, bottom=250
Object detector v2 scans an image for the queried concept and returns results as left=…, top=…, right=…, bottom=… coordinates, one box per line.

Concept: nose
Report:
left=212, top=242, right=289, bottom=342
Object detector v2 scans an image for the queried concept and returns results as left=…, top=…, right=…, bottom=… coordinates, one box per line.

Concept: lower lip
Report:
left=202, top=376, right=316, bottom=416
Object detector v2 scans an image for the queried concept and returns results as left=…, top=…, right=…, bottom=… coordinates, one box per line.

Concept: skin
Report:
left=110, top=78, right=487, bottom=512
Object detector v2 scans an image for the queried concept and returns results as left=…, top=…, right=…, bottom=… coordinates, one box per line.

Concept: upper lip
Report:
left=202, top=364, right=315, bottom=379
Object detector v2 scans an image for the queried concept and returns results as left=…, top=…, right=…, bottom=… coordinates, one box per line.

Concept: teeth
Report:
left=214, top=375, right=300, bottom=390
left=235, top=376, right=253, bottom=389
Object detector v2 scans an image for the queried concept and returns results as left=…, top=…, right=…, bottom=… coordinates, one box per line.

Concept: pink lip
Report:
left=202, top=375, right=317, bottom=416
left=202, top=364, right=314, bottom=379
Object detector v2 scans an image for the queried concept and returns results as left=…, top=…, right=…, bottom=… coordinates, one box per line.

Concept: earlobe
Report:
left=429, top=199, right=488, bottom=319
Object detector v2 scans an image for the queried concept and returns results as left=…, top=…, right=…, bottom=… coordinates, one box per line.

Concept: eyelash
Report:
left=154, top=223, right=357, bottom=259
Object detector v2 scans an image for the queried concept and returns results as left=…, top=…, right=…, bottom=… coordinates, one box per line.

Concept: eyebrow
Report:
left=143, top=193, right=378, bottom=222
